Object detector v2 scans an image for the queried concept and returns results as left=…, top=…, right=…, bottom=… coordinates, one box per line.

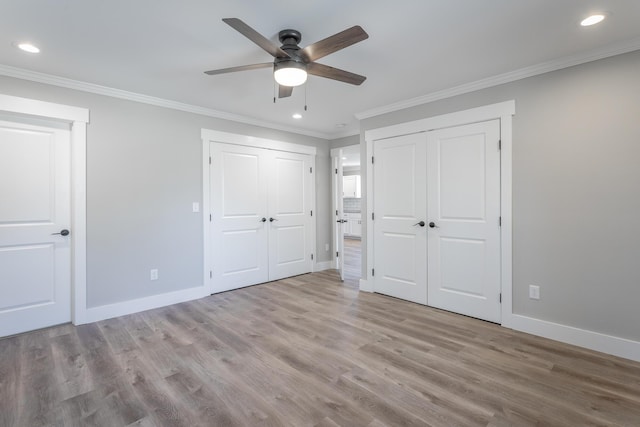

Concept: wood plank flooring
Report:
left=2, top=269, right=640, bottom=426
left=343, top=237, right=362, bottom=285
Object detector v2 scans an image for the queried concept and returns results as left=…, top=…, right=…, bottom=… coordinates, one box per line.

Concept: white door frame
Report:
left=0, top=93, right=89, bottom=325
left=330, top=147, right=344, bottom=277
left=364, top=100, right=515, bottom=327
left=201, top=129, right=317, bottom=295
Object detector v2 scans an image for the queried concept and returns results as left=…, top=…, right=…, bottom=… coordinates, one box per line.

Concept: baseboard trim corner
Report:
left=359, top=278, right=373, bottom=292
left=82, top=285, right=208, bottom=325
left=509, top=314, right=640, bottom=363
left=315, top=260, right=335, bottom=272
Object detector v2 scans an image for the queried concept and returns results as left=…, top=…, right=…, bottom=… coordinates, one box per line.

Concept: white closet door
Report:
left=427, top=120, right=502, bottom=323
left=373, top=133, right=428, bottom=304
left=210, top=143, right=269, bottom=292
left=0, top=120, right=71, bottom=337
left=267, top=150, right=313, bottom=280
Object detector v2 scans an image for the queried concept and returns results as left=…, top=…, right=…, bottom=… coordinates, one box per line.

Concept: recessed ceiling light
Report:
left=17, top=42, right=40, bottom=53
left=342, top=157, right=348, bottom=160
left=581, top=14, right=605, bottom=26
left=292, top=113, right=302, bottom=119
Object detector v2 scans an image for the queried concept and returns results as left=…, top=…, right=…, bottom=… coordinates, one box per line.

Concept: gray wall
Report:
left=360, top=49, right=640, bottom=341
left=0, top=75, right=332, bottom=308
left=330, top=134, right=359, bottom=149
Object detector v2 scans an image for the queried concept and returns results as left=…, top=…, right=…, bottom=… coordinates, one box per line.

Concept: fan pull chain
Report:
left=304, top=81, right=308, bottom=111
left=273, top=80, right=276, bottom=103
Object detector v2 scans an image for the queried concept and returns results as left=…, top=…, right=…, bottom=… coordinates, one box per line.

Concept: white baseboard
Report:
left=315, top=260, right=335, bottom=272
left=359, top=278, right=373, bottom=292
left=82, top=285, right=208, bottom=324
left=509, top=314, right=640, bottom=363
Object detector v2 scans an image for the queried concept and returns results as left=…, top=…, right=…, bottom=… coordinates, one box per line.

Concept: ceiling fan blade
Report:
left=223, top=18, right=290, bottom=59
left=301, top=25, right=369, bottom=62
left=307, top=62, right=366, bottom=85
left=204, top=62, right=272, bottom=75
left=278, top=85, right=293, bottom=98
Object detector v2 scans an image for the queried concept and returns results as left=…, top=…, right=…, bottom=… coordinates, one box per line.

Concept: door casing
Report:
left=0, top=93, right=89, bottom=327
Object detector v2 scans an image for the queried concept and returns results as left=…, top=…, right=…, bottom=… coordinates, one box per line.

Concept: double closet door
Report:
left=373, top=119, right=502, bottom=323
left=209, top=142, right=314, bottom=293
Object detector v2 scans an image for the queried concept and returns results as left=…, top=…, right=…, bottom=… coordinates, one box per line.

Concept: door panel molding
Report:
left=365, top=100, right=514, bottom=326
left=426, top=120, right=502, bottom=322
left=373, top=133, right=427, bottom=304
left=202, top=129, right=316, bottom=295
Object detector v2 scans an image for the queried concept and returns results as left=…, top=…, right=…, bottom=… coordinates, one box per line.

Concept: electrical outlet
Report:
left=192, top=202, right=200, bottom=212
left=529, top=285, right=540, bottom=300
left=150, top=269, right=159, bottom=281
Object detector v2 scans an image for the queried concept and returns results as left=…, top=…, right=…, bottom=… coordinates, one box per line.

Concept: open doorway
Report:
left=331, top=145, right=362, bottom=286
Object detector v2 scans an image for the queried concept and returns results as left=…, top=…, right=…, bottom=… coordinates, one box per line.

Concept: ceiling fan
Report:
left=205, top=18, right=369, bottom=98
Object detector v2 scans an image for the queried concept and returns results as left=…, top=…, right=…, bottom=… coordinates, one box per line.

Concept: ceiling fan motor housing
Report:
left=275, top=29, right=307, bottom=77
left=278, top=29, right=302, bottom=46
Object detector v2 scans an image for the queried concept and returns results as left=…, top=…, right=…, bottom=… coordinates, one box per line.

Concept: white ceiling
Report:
left=2, top=1, right=640, bottom=139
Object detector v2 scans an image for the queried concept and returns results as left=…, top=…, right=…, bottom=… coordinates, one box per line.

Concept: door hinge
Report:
left=499, top=293, right=502, bottom=303
left=336, top=251, right=339, bottom=257
left=209, top=156, right=212, bottom=164
left=209, top=214, right=212, bottom=222
left=371, top=156, right=375, bottom=164
left=335, top=168, right=338, bottom=174
left=499, top=216, right=502, bottom=226
left=372, top=268, right=375, bottom=276
left=336, top=210, right=339, bottom=216
left=310, top=167, right=313, bottom=173
left=210, top=270, right=212, bottom=279
left=311, top=254, right=314, bottom=261
left=498, top=140, right=502, bottom=151
left=310, top=210, right=313, bottom=217
left=372, top=212, right=375, bottom=220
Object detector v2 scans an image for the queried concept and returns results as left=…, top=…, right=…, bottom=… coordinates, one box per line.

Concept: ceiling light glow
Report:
left=17, top=42, right=40, bottom=53
left=581, top=14, right=605, bottom=26
left=292, top=113, right=302, bottom=119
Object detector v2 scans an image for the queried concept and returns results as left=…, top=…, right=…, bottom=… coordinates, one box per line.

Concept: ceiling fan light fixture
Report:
left=274, top=61, right=308, bottom=87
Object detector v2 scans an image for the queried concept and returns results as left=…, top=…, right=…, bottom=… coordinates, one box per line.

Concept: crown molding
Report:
left=356, top=37, right=640, bottom=120
left=327, top=128, right=360, bottom=140
left=0, top=64, right=332, bottom=140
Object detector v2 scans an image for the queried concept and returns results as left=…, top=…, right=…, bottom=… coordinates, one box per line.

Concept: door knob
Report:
left=429, top=222, right=437, bottom=228
left=52, top=229, right=70, bottom=236
left=413, top=221, right=425, bottom=227
left=269, top=217, right=278, bottom=222
left=260, top=217, right=267, bottom=222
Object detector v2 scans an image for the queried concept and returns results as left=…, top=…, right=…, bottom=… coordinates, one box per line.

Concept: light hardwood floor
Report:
left=343, top=237, right=362, bottom=285
left=2, top=266, right=640, bottom=426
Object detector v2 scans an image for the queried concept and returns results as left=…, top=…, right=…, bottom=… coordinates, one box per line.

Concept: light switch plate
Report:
left=192, top=202, right=200, bottom=212
left=150, top=269, right=158, bottom=281
left=529, top=285, right=540, bottom=300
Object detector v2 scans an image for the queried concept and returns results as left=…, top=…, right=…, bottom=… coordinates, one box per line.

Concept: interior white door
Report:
left=210, top=142, right=269, bottom=292
left=268, top=150, right=313, bottom=280
left=373, top=133, right=428, bottom=304
left=333, top=153, right=345, bottom=280
left=427, top=120, right=502, bottom=323
left=0, top=119, right=71, bottom=337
